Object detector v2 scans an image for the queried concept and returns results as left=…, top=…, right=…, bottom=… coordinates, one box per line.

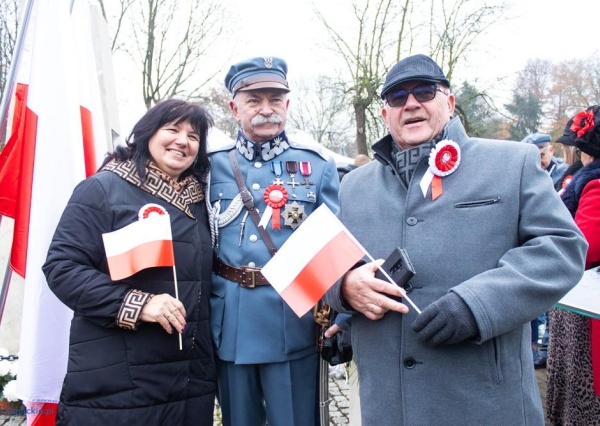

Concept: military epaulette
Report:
left=288, top=139, right=330, bottom=161
left=207, top=141, right=236, bottom=155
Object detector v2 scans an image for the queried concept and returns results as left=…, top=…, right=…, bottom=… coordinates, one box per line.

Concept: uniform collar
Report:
left=235, top=130, right=291, bottom=161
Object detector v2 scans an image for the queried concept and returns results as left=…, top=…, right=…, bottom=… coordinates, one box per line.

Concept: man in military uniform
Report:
left=207, top=56, right=339, bottom=426
left=522, top=133, right=568, bottom=184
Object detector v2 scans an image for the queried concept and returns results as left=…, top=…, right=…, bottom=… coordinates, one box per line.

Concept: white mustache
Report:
left=251, top=114, right=283, bottom=126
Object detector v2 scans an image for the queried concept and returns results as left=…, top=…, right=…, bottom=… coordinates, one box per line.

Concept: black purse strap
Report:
left=228, top=149, right=278, bottom=256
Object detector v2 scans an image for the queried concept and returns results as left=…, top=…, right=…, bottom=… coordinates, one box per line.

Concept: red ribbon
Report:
left=264, top=184, right=288, bottom=229
left=431, top=176, right=443, bottom=200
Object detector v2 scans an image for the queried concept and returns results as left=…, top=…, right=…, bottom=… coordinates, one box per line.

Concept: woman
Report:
left=43, top=99, right=216, bottom=425
left=555, top=144, right=583, bottom=194
left=547, top=105, right=600, bottom=425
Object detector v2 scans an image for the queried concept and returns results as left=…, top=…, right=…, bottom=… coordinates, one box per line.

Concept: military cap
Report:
left=521, top=133, right=552, bottom=146
left=224, top=56, right=290, bottom=96
left=381, top=54, right=450, bottom=99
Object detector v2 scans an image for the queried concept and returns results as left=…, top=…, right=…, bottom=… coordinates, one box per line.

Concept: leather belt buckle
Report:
left=240, top=266, right=261, bottom=288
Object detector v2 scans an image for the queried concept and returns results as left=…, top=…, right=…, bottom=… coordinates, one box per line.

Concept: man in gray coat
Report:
left=325, top=54, right=588, bottom=425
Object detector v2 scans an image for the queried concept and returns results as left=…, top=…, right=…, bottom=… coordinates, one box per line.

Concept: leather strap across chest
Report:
left=228, top=149, right=278, bottom=256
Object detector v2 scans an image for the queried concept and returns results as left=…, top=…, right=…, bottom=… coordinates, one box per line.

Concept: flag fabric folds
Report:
left=262, top=204, right=367, bottom=317
left=0, top=1, right=117, bottom=424
left=103, top=214, right=175, bottom=281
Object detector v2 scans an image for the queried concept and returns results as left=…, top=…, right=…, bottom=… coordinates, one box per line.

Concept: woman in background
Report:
left=546, top=105, right=600, bottom=425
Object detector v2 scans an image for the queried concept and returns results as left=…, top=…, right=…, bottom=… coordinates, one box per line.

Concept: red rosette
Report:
left=428, top=140, right=460, bottom=177
left=425, top=140, right=461, bottom=201
left=138, top=203, right=168, bottom=220
left=263, top=184, right=288, bottom=229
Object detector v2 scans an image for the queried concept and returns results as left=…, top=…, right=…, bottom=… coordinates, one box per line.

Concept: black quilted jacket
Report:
left=43, top=170, right=216, bottom=425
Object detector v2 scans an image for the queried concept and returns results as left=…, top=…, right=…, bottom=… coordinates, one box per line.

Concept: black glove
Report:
left=411, top=292, right=478, bottom=346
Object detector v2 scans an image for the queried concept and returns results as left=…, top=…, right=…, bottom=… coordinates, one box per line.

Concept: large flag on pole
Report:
left=262, top=205, right=367, bottom=317
left=0, top=0, right=117, bottom=424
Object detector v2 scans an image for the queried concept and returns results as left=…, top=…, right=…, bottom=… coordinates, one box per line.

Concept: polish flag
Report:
left=0, top=1, right=117, bottom=424
left=262, top=204, right=367, bottom=317
left=103, top=214, right=175, bottom=281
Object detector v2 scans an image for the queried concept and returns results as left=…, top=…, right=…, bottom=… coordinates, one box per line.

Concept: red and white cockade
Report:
left=420, top=139, right=461, bottom=200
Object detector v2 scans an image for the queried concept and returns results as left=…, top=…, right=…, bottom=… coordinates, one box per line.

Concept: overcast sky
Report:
left=113, top=0, right=600, bottom=136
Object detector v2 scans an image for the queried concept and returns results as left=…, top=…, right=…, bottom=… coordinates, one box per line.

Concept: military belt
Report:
left=213, top=256, right=270, bottom=288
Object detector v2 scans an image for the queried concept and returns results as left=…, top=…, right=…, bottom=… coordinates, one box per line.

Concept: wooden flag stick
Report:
left=172, top=265, right=182, bottom=351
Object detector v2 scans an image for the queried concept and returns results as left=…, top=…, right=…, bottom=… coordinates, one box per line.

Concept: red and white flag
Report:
left=103, top=214, right=175, bottom=281
left=0, top=1, right=117, bottom=424
left=262, top=204, right=367, bottom=317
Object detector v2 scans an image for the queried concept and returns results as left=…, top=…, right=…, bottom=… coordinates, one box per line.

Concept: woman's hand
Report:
left=140, top=293, right=187, bottom=334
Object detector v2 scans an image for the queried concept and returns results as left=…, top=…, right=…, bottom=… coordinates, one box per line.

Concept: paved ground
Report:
left=0, top=364, right=544, bottom=426
left=327, top=369, right=351, bottom=425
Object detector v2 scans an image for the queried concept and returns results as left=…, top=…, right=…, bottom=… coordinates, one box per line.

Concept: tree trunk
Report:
left=354, top=103, right=368, bottom=155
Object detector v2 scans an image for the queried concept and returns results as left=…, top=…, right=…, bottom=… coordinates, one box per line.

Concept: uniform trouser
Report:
left=217, top=352, right=319, bottom=426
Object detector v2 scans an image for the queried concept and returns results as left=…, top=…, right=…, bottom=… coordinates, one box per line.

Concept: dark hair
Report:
left=102, top=98, right=213, bottom=182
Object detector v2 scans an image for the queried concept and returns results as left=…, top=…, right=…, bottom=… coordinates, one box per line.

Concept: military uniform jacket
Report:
left=325, top=117, right=587, bottom=425
left=208, top=131, right=340, bottom=364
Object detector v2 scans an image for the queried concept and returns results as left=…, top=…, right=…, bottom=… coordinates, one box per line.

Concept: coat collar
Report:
left=373, top=116, right=467, bottom=166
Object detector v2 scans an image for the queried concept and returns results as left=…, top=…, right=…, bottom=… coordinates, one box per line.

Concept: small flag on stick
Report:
left=262, top=204, right=367, bottom=317
left=102, top=214, right=175, bottom=281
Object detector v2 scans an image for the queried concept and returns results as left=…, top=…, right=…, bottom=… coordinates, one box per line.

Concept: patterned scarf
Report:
left=391, top=131, right=447, bottom=186
left=101, top=159, right=203, bottom=219
left=235, top=130, right=290, bottom=161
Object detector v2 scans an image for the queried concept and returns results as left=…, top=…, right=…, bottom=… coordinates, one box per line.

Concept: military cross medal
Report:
left=299, top=161, right=314, bottom=188
left=282, top=201, right=306, bottom=229
left=271, top=161, right=284, bottom=185
left=286, top=161, right=300, bottom=198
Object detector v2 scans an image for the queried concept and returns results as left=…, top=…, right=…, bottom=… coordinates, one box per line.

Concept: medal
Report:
left=286, top=161, right=300, bottom=198
left=271, top=161, right=284, bottom=185
left=263, top=184, right=288, bottom=229
left=282, top=201, right=306, bottom=229
left=299, top=161, right=314, bottom=188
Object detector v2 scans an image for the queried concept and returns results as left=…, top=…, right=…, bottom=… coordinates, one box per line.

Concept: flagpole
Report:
left=172, top=266, right=182, bottom=350
left=0, top=253, right=13, bottom=325
left=0, top=0, right=35, bottom=144
left=342, top=229, right=421, bottom=314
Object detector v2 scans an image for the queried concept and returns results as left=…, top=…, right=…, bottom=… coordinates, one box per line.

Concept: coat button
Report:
left=252, top=183, right=260, bottom=191
left=403, top=357, right=417, bottom=369
left=254, top=162, right=262, bottom=168
left=406, top=217, right=418, bottom=226
left=249, top=234, right=258, bottom=243
left=403, top=282, right=413, bottom=293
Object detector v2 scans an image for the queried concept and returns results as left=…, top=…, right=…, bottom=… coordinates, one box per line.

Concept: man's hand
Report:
left=411, top=292, right=478, bottom=345
left=341, top=260, right=409, bottom=320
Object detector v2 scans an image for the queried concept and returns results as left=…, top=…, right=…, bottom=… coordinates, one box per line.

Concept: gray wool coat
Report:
left=326, top=117, right=587, bottom=426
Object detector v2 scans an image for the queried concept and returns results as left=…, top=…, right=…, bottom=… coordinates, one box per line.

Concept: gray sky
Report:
left=114, top=0, right=600, bottom=136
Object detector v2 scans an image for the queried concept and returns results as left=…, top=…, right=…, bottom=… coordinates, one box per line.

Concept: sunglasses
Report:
left=575, top=148, right=582, bottom=158
left=385, top=83, right=447, bottom=108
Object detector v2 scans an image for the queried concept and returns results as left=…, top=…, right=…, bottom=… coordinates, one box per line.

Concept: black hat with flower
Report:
left=558, top=105, right=600, bottom=158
